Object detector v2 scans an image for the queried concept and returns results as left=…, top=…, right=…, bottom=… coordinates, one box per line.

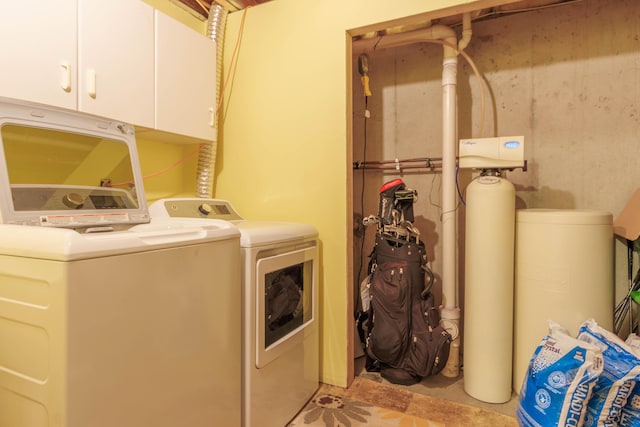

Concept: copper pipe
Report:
left=353, top=156, right=444, bottom=170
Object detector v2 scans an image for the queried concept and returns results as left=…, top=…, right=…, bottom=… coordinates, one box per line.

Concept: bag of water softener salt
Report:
left=620, top=383, right=640, bottom=427
left=577, top=319, right=640, bottom=427
left=517, top=321, right=603, bottom=427
left=619, top=334, right=640, bottom=427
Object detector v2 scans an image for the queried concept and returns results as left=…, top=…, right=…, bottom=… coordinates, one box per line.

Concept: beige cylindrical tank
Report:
left=463, top=174, right=515, bottom=404
left=513, top=209, right=613, bottom=394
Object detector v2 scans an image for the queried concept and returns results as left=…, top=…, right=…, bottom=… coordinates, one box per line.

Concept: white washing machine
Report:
left=149, top=198, right=320, bottom=427
left=0, top=98, right=242, bottom=427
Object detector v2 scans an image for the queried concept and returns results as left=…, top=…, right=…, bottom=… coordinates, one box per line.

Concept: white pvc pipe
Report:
left=441, top=48, right=457, bottom=311
left=353, top=25, right=456, bottom=53
left=439, top=39, right=460, bottom=378
left=458, top=13, right=472, bottom=51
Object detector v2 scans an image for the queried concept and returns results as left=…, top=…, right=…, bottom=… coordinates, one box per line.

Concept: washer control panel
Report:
left=7, top=184, right=147, bottom=228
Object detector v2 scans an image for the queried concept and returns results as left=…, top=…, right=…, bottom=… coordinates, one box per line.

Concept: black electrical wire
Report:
left=356, top=94, right=369, bottom=313
left=615, top=274, right=640, bottom=334
left=455, top=165, right=466, bottom=206
left=355, top=54, right=372, bottom=315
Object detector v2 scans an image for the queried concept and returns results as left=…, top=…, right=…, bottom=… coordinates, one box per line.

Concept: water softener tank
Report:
left=463, top=173, right=515, bottom=404
left=513, top=209, right=613, bottom=394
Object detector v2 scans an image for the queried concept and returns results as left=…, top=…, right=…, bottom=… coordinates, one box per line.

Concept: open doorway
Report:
left=347, top=0, right=637, bottom=414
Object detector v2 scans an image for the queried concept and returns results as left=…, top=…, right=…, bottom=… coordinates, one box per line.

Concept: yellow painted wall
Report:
left=214, top=0, right=498, bottom=387
left=136, top=138, right=200, bottom=202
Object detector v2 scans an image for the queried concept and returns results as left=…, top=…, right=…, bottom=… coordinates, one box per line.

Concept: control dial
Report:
left=198, top=203, right=212, bottom=216
left=62, top=192, right=84, bottom=209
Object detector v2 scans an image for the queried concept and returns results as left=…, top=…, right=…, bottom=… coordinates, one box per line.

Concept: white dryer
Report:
left=0, top=98, right=242, bottom=427
left=149, top=198, right=320, bottom=427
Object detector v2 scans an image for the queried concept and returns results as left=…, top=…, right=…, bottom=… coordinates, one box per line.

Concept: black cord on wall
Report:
left=355, top=54, right=371, bottom=314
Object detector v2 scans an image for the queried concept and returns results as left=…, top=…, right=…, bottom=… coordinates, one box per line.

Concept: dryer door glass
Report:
left=256, top=245, right=317, bottom=369
left=264, top=260, right=311, bottom=347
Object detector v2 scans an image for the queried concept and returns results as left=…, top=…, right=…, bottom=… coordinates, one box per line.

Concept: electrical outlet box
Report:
left=458, top=136, right=525, bottom=169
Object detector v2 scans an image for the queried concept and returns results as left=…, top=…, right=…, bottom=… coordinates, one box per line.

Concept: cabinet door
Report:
left=155, top=10, right=217, bottom=142
left=0, top=1, right=77, bottom=110
left=78, top=0, right=154, bottom=127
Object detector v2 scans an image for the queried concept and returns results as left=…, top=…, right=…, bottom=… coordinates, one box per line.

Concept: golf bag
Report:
left=358, top=179, right=451, bottom=385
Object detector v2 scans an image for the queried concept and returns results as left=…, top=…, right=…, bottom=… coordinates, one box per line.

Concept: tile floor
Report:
left=290, top=376, right=519, bottom=427
left=354, top=356, right=519, bottom=419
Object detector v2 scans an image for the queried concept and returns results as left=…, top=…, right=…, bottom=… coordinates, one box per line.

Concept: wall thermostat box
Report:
left=459, top=136, right=525, bottom=169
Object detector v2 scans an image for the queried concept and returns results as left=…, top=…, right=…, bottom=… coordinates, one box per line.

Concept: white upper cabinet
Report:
left=155, top=10, right=217, bottom=141
left=0, top=1, right=78, bottom=110
left=0, top=1, right=215, bottom=142
left=78, top=0, right=154, bottom=128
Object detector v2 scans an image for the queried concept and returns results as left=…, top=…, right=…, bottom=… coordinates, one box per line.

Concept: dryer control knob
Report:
left=63, top=192, right=84, bottom=209
left=198, top=203, right=213, bottom=216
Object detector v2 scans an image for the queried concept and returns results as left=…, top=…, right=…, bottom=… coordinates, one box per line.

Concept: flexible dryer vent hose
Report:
left=196, top=2, right=228, bottom=198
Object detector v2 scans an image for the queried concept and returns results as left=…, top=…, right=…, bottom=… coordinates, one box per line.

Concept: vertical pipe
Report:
left=439, top=43, right=461, bottom=378
left=441, top=54, right=457, bottom=309
left=458, top=13, right=472, bottom=51
left=440, top=14, right=471, bottom=378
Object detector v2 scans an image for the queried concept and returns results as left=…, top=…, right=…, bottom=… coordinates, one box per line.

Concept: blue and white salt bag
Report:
left=619, top=334, right=640, bottom=427
left=577, top=319, right=640, bottom=427
left=517, top=321, right=604, bottom=427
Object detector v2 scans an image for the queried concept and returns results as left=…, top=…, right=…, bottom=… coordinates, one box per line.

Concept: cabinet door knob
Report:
left=60, top=62, right=71, bottom=92
left=87, top=69, right=96, bottom=99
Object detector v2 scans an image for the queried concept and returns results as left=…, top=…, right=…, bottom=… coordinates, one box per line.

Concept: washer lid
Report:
left=235, top=221, right=317, bottom=247
left=0, top=97, right=149, bottom=229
